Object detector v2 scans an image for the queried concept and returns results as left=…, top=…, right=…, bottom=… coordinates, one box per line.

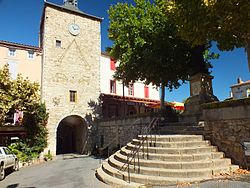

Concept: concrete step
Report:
left=96, top=134, right=239, bottom=187
left=120, top=147, right=224, bottom=162
left=132, top=138, right=210, bottom=148
left=114, top=151, right=232, bottom=169
left=108, top=154, right=238, bottom=178
left=101, top=160, right=210, bottom=186
left=126, top=143, right=218, bottom=155
left=137, top=134, right=204, bottom=142
left=160, top=122, right=194, bottom=127
left=153, top=130, right=204, bottom=135
left=96, top=162, right=143, bottom=188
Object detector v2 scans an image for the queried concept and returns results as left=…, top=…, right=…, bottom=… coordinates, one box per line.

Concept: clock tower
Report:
left=40, top=1, right=102, bottom=155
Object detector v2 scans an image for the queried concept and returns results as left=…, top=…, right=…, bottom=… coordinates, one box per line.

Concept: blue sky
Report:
left=0, top=0, right=249, bottom=102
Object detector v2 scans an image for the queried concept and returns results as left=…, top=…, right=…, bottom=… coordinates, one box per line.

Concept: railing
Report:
left=118, top=117, right=160, bottom=182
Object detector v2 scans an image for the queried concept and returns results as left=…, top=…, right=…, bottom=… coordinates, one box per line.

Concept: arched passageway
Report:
left=56, top=115, right=87, bottom=155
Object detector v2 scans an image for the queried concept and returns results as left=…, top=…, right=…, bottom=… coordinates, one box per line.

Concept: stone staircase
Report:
left=153, top=122, right=205, bottom=135
left=96, top=134, right=238, bottom=187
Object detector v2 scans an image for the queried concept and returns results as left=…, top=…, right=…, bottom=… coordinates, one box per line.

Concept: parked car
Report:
left=0, top=146, right=19, bottom=180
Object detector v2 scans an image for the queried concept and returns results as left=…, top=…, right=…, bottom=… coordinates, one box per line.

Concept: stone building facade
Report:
left=0, top=1, right=162, bottom=155
left=40, top=1, right=102, bottom=155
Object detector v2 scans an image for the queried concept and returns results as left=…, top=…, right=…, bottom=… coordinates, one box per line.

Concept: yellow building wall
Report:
left=0, top=45, right=41, bottom=84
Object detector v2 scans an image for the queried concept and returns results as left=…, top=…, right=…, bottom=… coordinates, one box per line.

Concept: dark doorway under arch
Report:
left=56, top=115, right=87, bottom=155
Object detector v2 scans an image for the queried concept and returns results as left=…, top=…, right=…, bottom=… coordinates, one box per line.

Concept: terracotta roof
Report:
left=231, top=80, right=250, bottom=88
left=101, top=93, right=160, bottom=105
left=0, top=40, right=41, bottom=52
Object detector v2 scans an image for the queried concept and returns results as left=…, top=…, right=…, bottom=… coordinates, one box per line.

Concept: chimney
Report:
left=237, top=77, right=243, bottom=84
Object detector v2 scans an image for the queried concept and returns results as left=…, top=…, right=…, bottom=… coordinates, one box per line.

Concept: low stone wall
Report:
left=203, top=103, right=250, bottom=168
left=97, top=116, right=153, bottom=151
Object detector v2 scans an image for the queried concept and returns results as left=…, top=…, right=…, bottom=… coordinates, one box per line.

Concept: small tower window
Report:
left=28, top=51, right=34, bottom=59
left=8, top=48, right=16, bottom=57
left=128, top=83, right=134, bottom=96
left=144, top=85, right=149, bottom=98
left=110, top=58, right=116, bottom=71
left=110, top=80, right=116, bottom=94
left=56, top=40, right=61, bottom=48
left=69, top=90, right=77, bottom=102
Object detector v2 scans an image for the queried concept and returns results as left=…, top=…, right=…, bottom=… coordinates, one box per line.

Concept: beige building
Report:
left=231, top=78, right=250, bottom=99
left=0, top=40, right=41, bottom=83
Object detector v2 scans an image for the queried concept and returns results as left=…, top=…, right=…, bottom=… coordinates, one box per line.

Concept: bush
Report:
left=202, top=97, right=250, bottom=109
left=8, top=103, right=49, bottom=162
left=43, top=150, right=53, bottom=161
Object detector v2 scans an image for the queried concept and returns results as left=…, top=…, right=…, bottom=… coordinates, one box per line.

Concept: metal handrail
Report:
left=118, top=117, right=159, bottom=182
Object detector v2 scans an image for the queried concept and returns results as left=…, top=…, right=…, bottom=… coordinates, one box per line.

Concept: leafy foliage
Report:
left=169, top=0, right=250, bottom=68
left=0, top=65, right=13, bottom=124
left=108, top=0, right=194, bottom=90
left=0, top=65, right=49, bottom=162
left=0, top=64, right=40, bottom=125
left=43, top=150, right=53, bottom=161
left=108, top=0, right=218, bottom=109
left=202, top=97, right=250, bottom=109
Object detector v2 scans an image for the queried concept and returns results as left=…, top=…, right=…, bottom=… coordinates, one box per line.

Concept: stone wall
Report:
left=203, top=104, right=250, bottom=168
left=41, top=5, right=101, bottom=155
left=97, top=116, right=154, bottom=151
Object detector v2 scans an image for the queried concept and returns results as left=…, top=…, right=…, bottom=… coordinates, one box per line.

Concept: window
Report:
left=110, top=58, right=116, bottom=71
left=69, top=90, right=77, bottom=102
left=247, top=89, right=250, bottom=98
left=128, top=83, right=134, bottom=96
left=3, top=147, right=12, bottom=155
left=28, top=51, right=34, bottom=59
left=110, top=80, right=116, bottom=94
left=8, top=48, right=16, bottom=56
left=144, top=85, right=149, bottom=98
left=8, top=61, right=18, bottom=79
left=56, top=40, right=61, bottom=48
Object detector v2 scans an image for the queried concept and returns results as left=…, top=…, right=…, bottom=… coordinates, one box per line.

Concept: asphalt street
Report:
left=1, top=154, right=250, bottom=188
left=0, top=154, right=109, bottom=188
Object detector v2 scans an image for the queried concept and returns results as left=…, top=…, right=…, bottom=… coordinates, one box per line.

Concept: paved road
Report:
left=0, top=154, right=109, bottom=188
left=1, top=154, right=250, bottom=188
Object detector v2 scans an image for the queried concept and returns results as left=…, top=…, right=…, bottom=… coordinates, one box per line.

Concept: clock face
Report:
left=68, top=23, right=80, bottom=36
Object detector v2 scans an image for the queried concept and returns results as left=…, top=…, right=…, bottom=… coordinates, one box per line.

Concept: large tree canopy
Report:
left=169, top=0, right=250, bottom=69
left=108, top=0, right=214, bottom=108
left=109, top=0, right=193, bottom=88
left=109, top=0, right=194, bottom=106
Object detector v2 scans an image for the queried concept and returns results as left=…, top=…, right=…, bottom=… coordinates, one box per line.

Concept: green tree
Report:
left=169, top=0, right=250, bottom=69
left=0, top=64, right=40, bottom=125
left=0, top=65, right=13, bottom=123
left=0, top=65, right=48, bottom=161
left=108, top=0, right=196, bottom=109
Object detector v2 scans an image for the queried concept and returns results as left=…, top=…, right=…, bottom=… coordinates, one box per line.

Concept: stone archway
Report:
left=56, top=115, right=87, bottom=155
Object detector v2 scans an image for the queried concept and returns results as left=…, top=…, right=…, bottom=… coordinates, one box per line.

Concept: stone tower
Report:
left=40, top=1, right=102, bottom=155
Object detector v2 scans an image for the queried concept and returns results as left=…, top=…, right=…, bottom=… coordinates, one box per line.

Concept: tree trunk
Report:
left=160, top=83, right=165, bottom=111
left=246, top=40, right=250, bottom=72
